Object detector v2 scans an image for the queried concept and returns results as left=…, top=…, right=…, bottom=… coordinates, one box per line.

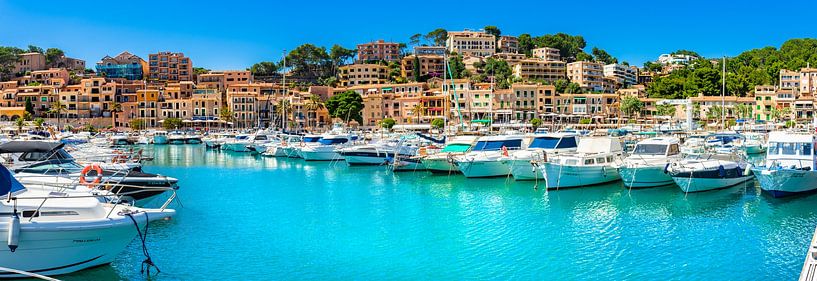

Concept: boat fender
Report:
left=663, top=163, right=671, bottom=174
left=7, top=211, right=19, bottom=252
left=743, top=164, right=753, bottom=176
left=718, top=165, right=725, bottom=178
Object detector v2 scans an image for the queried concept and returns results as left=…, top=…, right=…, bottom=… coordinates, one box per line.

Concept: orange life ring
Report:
left=79, top=164, right=103, bottom=186
left=418, top=147, right=428, bottom=156
left=501, top=146, right=509, bottom=157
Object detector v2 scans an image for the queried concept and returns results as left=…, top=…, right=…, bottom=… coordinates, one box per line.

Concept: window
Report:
left=584, top=159, right=595, bottom=165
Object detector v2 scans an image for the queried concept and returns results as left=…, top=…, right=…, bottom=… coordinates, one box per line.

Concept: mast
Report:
left=282, top=50, right=287, bottom=131
left=721, top=56, right=726, bottom=131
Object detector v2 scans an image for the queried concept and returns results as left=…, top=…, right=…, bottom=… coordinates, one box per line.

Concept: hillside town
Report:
left=0, top=28, right=814, bottom=131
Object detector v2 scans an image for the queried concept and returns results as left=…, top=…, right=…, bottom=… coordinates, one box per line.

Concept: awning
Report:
left=470, top=119, right=491, bottom=124
left=0, top=141, right=64, bottom=153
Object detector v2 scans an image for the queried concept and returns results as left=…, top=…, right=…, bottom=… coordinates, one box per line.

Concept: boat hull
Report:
left=0, top=210, right=173, bottom=278
left=504, top=159, right=543, bottom=181
left=422, top=157, right=460, bottom=174
left=456, top=159, right=510, bottom=178
left=153, top=136, right=168, bottom=145
left=753, top=168, right=817, bottom=198
left=618, top=165, right=675, bottom=188
left=540, top=163, right=621, bottom=189
left=300, top=150, right=341, bottom=161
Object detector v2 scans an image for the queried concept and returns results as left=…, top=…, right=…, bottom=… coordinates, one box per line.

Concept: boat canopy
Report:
left=0, top=163, right=25, bottom=196
left=0, top=141, right=64, bottom=153
left=318, top=138, right=348, bottom=145
left=441, top=143, right=471, bottom=153
left=472, top=139, right=523, bottom=151
left=529, top=136, right=577, bottom=149
left=303, top=136, right=322, bottom=142
left=577, top=138, right=622, bottom=154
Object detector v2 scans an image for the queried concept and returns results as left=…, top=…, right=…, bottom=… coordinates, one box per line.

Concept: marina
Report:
left=55, top=143, right=817, bottom=280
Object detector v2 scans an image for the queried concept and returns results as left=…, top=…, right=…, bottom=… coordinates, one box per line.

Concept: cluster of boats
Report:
left=217, top=126, right=817, bottom=197
left=0, top=137, right=180, bottom=278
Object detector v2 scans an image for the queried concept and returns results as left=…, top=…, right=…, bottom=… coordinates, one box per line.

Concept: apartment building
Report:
left=148, top=52, right=193, bottom=82
left=492, top=53, right=526, bottom=64
left=96, top=51, right=148, bottom=80
left=357, top=40, right=401, bottom=63
left=778, top=69, right=800, bottom=90
left=800, top=68, right=817, bottom=94
left=16, top=85, right=58, bottom=116
left=657, top=54, right=697, bottom=65
left=554, top=93, right=619, bottom=117
left=497, top=36, right=518, bottom=54
left=531, top=47, right=561, bottom=61
left=191, top=88, right=222, bottom=120
left=446, top=30, right=496, bottom=57
left=197, top=73, right=226, bottom=92
left=338, top=64, right=389, bottom=86
left=14, top=53, right=47, bottom=73
left=27, top=68, right=70, bottom=86
left=160, top=98, right=193, bottom=120
left=506, top=84, right=556, bottom=120
left=136, top=89, right=161, bottom=127
left=400, top=55, right=445, bottom=80
left=567, top=61, right=605, bottom=92
left=603, top=64, right=637, bottom=87
left=512, top=59, right=566, bottom=83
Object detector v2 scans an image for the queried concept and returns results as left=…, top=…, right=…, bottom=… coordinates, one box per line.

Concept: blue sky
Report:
left=2, top=0, right=817, bottom=70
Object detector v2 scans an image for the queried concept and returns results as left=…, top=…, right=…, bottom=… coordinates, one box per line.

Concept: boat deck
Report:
left=800, top=225, right=817, bottom=280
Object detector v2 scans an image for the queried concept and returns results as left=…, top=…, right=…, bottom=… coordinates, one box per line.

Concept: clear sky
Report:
left=2, top=0, right=816, bottom=70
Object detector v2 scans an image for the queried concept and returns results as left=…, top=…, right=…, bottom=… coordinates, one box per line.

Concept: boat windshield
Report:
left=632, top=144, right=668, bottom=155
left=18, top=149, right=74, bottom=162
left=768, top=142, right=813, bottom=156
left=472, top=139, right=522, bottom=151
left=442, top=143, right=471, bottom=153
left=16, top=159, right=83, bottom=174
left=235, top=135, right=249, bottom=140
left=529, top=137, right=560, bottom=149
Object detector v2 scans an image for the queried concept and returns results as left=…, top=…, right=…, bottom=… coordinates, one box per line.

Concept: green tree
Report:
left=518, top=34, right=535, bottom=57
left=48, top=101, right=67, bottom=130
left=579, top=118, right=592, bottom=124
left=304, top=94, right=326, bottom=130
left=620, top=96, right=644, bottom=119
left=108, top=102, right=122, bottom=128
left=325, top=90, right=364, bottom=123
left=412, top=56, right=421, bottom=82
left=162, top=118, right=183, bottom=130
left=380, top=118, right=396, bottom=130
left=249, top=61, right=279, bottom=77
left=479, top=58, right=513, bottom=89
left=219, top=107, right=234, bottom=123
left=656, top=104, right=676, bottom=118
left=575, top=52, right=593, bottom=62
left=591, top=47, right=617, bottom=64
left=285, top=44, right=332, bottom=79
left=24, top=97, right=34, bottom=115
left=32, top=118, right=44, bottom=130
left=431, top=118, right=445, bottom=129
left=410, top=103, right=425, bottom=124
left=329, top=44, right=356, bottom=74
left=22, top=111, right=31, bottom=121
left=530, top=118, right=542, bottom=128
left=14, top=117, right=25, bottom=134
left=447, top=54, right=468, bottom=79
left=643, top=61, right=663, bottom=72
left=193, top=67, right=209, bottom=75
left=85, top=124, right=97, bottom=133
left=425, top=29, right=448, bottom=46
left=44, top=48, right=64, bottom=65
left=0, top=47, right=24, bottom=81
left=129, top=119, right=145, bottom=130
left=532, top=33, right=586, bottom=61
left=27, top=45, right=43, bottom=54
left=409, top=33, right=422, bottom=46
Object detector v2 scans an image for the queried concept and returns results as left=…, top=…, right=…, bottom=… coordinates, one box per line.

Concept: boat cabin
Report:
left=766, top=132, right=816, bottom=170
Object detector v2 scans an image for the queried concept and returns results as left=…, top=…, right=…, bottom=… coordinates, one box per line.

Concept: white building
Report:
left=603, top=64, right=637, bottom=87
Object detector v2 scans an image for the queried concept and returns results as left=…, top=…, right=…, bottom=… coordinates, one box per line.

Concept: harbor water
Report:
left=62, top=145, right=817, bottom=280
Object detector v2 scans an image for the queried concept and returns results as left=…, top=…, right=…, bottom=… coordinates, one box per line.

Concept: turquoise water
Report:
left=61, top=145, right=817, bottom=280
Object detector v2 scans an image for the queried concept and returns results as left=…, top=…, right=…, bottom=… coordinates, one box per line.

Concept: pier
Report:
left=801, top=225, right=817, bottom=280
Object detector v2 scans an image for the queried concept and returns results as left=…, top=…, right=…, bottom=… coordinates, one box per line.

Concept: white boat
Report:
left=667, top=153, right=753, bottom=193
left=152, top=130, right=168, bottom=144
left=0, top=164, right=176, bottom=278
left=741, top=132, right=767, bottom=154
left=681, top=134, right=706, bottom=156
left=752, top=131, right=817, bottom=197
left=617, top=137, right=682, bottom=188
left=221, top=134, right=252, bottom=152
left=455, top=135, right=524, bottom=178
left=339, top=138, right=416, bottom=165
left=502, top=133, right=579, bottom=180
left=167, top=131, right=186, bottom=145
left=538, top=137, right=624, bottom=189
left=299, top=135, right=353, bottom=161
left=420, top=136, right=478, bottom=173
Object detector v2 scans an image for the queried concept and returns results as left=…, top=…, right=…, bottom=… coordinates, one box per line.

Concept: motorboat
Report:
left=705, top=132, right=742, bottom=154
left=617, top=137, right=682, bottom=188
left=502, top=132, right=579, bottom=180
left=537, top=137, right=623, bottom=189
left=752, top=131, right=817, bottom=197
left=300, top=134, right=354, bottom=161
left=667, top=153, right=753, bottom=193
left=110, top=133, right=133, bottom=146
left=0, top=164, right=175, bottom=277
left=741, top=132, right=767, bottom=154
left=0, top=141, right=178, bottom=204
left=454, top=135, right=524, bottom=178
left=681, top=133, right=706, bottom=156
left=152, top=130, right=169, bottom=144
left=339, top=138, right=417, bottom=165
left=289, top=135, right=322, bottom=158
left=167, top=131, right=186, bottom=145
left=420, top=136, right=479, bottom=174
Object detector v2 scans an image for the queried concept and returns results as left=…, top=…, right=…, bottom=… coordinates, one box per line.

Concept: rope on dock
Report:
left=0, top=266, right=61, bottom=281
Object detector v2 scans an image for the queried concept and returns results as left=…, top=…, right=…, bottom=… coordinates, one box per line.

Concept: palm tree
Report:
left=303, top=95, right=326, bottom=130
left=411, top=103, right=426, bottom=124
left=219, top=107, right=234, bottom=128
left=14, top=117, right=25, bottom=135
left=108, top=102, right=122, bottom=129
left=49, top=101, right=67, bottom=131
left=275, top=100, right=292, bottom=130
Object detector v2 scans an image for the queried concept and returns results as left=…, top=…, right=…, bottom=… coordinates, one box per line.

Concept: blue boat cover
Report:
left=0, top=164, right=25, bottom=196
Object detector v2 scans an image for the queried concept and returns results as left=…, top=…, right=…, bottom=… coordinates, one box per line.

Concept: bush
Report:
left=579, top=118, right=592, bottom=124
left=431, top=118, right=444, bottom=129
left=380, top=118, right=396, bottom=130
left=530, top=118, right=542, bottom=128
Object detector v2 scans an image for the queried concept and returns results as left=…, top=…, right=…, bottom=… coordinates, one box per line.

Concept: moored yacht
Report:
left=300, top=134, right=353, bottom=161
left=667, top=153, right=753, bottom=193
left=537, top=137, right=624, bottom=189
left=454, top=135, right=524, bottom=178
left=420, top=136, right=479, bottom=173
left=0, top=164, right=175, bottom=277
left=617, top=137, right=682, bottom=188
left=752, top=131, right=817, bottom=197
left=502, top=132, right=579, bottom=181
left=152, top=130, right=169, bottom=144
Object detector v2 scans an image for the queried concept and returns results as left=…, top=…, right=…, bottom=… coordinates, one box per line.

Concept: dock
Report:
left=801, top=225, right=817, bottom=280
